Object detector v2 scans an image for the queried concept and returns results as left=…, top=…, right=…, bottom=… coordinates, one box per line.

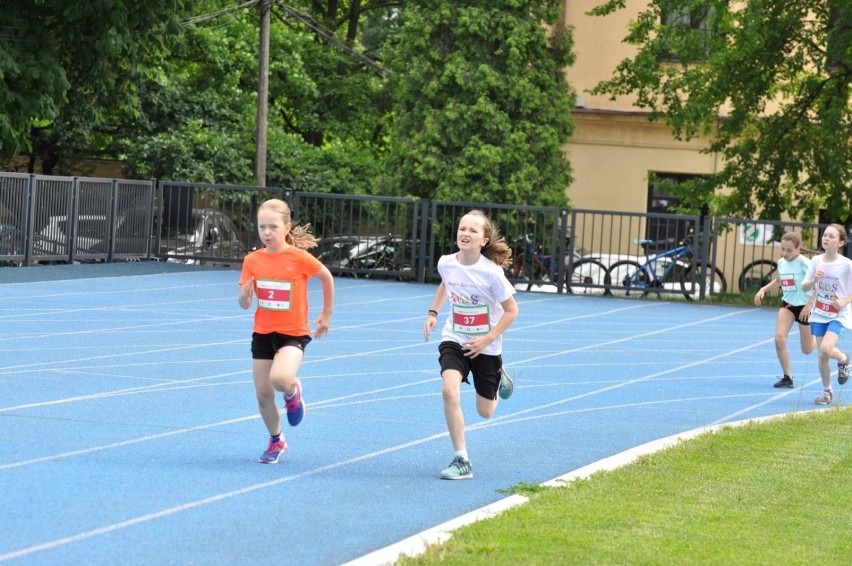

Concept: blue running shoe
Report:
left=259, top=437, right=287, bottom=464
left=285, top=380, right=304, bottom=427
left=498, top=367, right=514, bottom=400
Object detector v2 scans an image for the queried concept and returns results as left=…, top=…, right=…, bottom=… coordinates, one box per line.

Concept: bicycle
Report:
left=605, top=232, right=727, bottom=300
left=512, top=234, right=609, bottom=295
left=738, top=259, right=778, bottom=294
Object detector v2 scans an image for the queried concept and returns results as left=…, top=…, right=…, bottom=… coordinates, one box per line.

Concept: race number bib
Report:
left=814, top=296, right=839, bottom=319
left=255, top=279, right=292, bottom=311
left=779, top=276, right=796, bottom=292
left=451, top=304, right=490, bottom=335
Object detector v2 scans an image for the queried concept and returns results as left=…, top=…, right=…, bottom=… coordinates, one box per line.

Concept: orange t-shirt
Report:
left=238, top=247, right=324, bottom=336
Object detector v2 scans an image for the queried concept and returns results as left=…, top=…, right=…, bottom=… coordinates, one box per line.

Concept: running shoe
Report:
left=498, top=367, right=514, bottom=400
left=259, top=437, right=288, bottom=464
left=284, top=380, right=305, bottom=427
left=815, top=389, right=834, bottom=406
left=838, top=355, right=850, bottom=385
left=773, top=375, right=794, bottom=389
left=440, top=456, right=473, bottom=480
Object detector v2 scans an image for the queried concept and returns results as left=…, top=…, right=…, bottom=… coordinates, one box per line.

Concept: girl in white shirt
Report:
left=423, top=210, right=519, bottom=480
left=802, top=224, right=852, bottom=405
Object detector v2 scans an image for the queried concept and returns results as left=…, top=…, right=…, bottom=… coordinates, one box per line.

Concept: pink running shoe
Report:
left=259, top=437, right=287, bottom=464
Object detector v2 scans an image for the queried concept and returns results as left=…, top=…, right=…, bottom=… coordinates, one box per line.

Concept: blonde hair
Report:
left=257, top=198, right=317, bottom=250
left=464, top=210, right=512, bottom=268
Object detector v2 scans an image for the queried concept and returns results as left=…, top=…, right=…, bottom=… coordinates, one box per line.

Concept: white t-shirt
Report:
left=437, top=253, right=516, bottom=355
left=804, top=254, right=852, bottom=327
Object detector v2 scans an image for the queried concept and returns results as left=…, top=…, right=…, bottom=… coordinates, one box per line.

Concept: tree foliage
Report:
left=3, top=1, right=579, bottom=206
left=383, top=0, right=575, bottom=207
left=0, top=0, right=185, bottom=156
left=590, top=0, right=852, bottom=222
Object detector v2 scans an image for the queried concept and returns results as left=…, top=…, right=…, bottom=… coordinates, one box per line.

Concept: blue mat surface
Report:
left=0, top=264, right=845, bottom=565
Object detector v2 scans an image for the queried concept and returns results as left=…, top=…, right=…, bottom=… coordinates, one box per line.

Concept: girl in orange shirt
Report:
left=238, top=199, right=334, bottom=463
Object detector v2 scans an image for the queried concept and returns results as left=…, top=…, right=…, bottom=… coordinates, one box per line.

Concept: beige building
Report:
left=562, top=0, right=720, bottom=215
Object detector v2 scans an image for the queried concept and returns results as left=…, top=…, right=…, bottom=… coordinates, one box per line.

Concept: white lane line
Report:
left=0, top=430, right=451, bottom=562
left=0, top=302, right=779, bottom=562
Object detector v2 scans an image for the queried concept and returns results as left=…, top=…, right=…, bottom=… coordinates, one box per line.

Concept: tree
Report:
left=0, top=0, right=186, bottom=158
left=590, top=0, right=852, bottom=222
left=383, top=0, right=575, bottom=207
left=123, top=0, right=398, bottom=192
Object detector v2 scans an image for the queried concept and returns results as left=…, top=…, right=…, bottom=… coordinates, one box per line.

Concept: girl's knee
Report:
left=269, top=374, right=295, bottom=391
left=442, top=384, right=460, bottom=405
left=477, top=406, right=495, bottom=419
left=475, top=395, right=497, bottom=419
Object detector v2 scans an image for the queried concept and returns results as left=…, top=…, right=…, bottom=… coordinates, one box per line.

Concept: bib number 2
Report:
left=256, top=279, right=293, bottom=311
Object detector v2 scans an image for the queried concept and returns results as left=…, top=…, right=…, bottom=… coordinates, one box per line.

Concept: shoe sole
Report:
left=440, top=473, right=473, bottom=480
left=773, top=383, right=794, bottom=388
left=498, top=368, right=514, bottom=400
left=285, top=381, right=305, bottom=426
left=259, top=450, right=286, bottom=464
left=840, top=376, right=849, bottom=385
left=287, top=403, right=305, bottom=427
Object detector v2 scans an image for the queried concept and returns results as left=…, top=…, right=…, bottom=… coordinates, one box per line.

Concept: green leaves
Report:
left=592, top=0, right=851, bottom=221
left=384, top=0, right=574, bottom=206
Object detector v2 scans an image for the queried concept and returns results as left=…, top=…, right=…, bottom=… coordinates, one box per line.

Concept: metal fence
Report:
left=2, top=172, right=846, bottom=302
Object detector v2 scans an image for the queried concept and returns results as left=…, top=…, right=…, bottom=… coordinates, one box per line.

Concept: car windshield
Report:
left=314, top=237, right=362, bottom=262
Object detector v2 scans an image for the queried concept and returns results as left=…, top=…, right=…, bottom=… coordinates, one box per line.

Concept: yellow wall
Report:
left=563, top=0, right=721, bottom=214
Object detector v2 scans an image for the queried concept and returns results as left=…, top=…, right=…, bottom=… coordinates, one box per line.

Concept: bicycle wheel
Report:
left=565, top=258, right=609, bottom=296
left=681, top=262, right=728, bottom=300
left=525, top=256, right=551, bottom=291
left=738, top=259, right=778, bottom=294
left=607, top=260, right=651, bottom=298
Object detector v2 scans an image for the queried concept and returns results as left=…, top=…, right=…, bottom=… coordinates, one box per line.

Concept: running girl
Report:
left=238, top=198, right=334, bottom=463
left=801, top=224, right=852, bottom=405
left=753, top=231, right=816, bottom=388
left=423, top=210, right=518, bottom=480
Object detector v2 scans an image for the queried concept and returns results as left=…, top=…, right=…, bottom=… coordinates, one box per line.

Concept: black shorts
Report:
left=439, top=341, right=503, bottom=401
left=251, top=332, right=312, bottom=360
left=781, top=301, right=810, bottom=326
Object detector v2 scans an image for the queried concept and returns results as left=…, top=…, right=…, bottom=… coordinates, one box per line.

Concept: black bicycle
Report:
left=738, top=259, right=778, bottom=294
left=512, top=234, right=608, bottom=295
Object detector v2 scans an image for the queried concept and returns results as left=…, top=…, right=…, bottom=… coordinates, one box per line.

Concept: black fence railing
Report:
left=2, top=173, right=848, bottom=301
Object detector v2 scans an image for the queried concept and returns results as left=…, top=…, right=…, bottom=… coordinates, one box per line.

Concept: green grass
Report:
left=399, top=408, right=852, bottom=565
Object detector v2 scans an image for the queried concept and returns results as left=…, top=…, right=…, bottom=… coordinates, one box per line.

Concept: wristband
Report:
left=428, top=309, right=438, bottom=317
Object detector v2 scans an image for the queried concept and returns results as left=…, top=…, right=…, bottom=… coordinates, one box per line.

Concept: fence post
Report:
left=557, top=208, right=569, bottom=293
left=416, top=201, right=429, bottom=283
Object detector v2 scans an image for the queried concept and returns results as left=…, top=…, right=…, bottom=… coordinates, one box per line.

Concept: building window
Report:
left=659, top=2, right=721, bottom=61
left=646, top=173, right=703, bottom=252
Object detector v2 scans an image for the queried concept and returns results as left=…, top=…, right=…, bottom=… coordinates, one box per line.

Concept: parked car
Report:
left=161, top=208, right=247, bottom=266
left=34, top=215, right=111, bottom=257
left=0, top=219, right=23, bottom=258
left=313, top=234, right=414, bottom=278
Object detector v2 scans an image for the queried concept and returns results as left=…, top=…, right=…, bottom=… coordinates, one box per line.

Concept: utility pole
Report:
left=254, top=0, right=271, bottom=187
